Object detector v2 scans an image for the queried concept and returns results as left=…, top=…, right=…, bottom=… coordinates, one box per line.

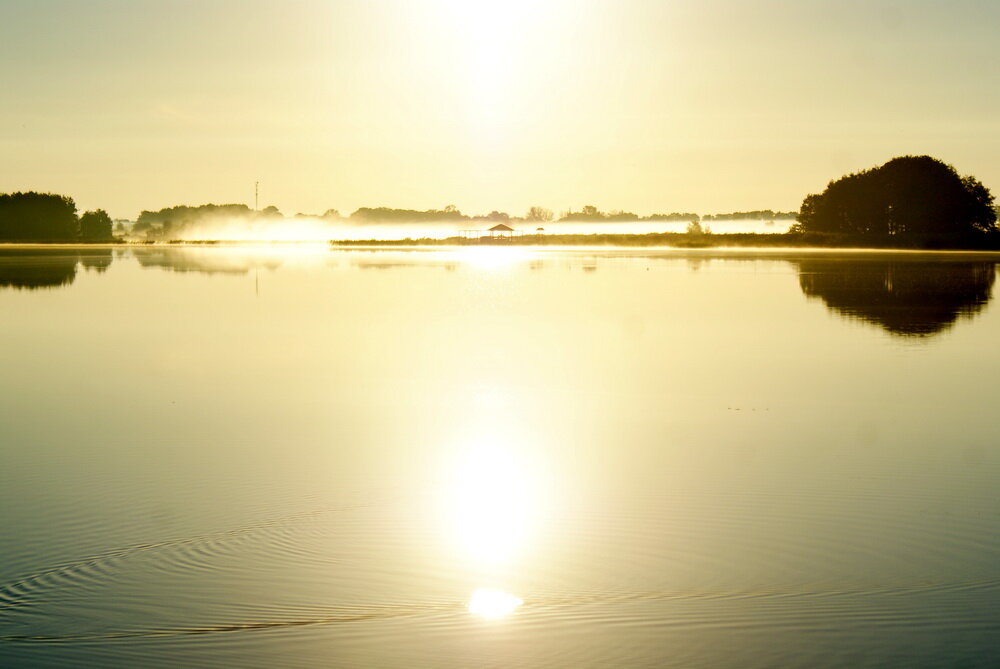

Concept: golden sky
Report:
left=2, top=0, right=998, bottom=218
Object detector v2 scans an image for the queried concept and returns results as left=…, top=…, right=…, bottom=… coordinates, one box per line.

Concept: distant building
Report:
left=460, top=222, right=518, bottom=242
left=488, top=223, right=514, bottom=238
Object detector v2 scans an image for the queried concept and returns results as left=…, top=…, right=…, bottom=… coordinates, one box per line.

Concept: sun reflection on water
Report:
left=445, top=439, right=541, bottom=564
left=458, top=246, right=531, bottom=270
left=440, top=428, right=549, bottom=624
left=468, top=588, right=523, bottom=620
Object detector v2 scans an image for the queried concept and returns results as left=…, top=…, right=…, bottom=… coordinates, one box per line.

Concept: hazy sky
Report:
left=2, top=0, right=998, bottom=219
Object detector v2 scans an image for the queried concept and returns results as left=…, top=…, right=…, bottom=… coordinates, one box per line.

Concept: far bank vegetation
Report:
left=3, top=155, right=997, bottom=249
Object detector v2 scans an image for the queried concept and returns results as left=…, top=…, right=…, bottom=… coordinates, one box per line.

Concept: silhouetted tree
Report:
left=797, top=258, right=995, bottom=337
left=702, top=210, right=796, bottom=221
left=471, top=210, right=511, bottom=223
left=0, top=192, right=78, bottom=241
left=645, top=212, right=701, bottom=222
left=560, top=205, right=640, bottom=222
left=350, top=206, right=469, bottom=223
left=797, top=156, right=997, bottom=244
left=135, top=203, right=254, bottom=238
left=79, top=209, right=113, bottom=240
left=526, top=206, right=554, bottom=223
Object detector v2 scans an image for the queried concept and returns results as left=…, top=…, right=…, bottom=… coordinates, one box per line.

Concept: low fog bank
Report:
left=130, top=204, right=794, bottom=242
left=134, top=204, right=339, bottom=242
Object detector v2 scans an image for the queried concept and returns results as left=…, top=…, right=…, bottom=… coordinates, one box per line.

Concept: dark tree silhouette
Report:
left=526, top=206, right=554, bottom=223
left=685, top=220, right=707, bottom=236
left=560, top=205, right=640, bottom=222
left=0, top=192, right=78, bottom=241
left=645, top=212, right=701, bottom=222
left=135, top=204, right=254, bottom=238
left=797, top=156, right=997, bottom=244
left=703, top=210, right=796, bottom=221
left=797, top=258, right=995, bottom=337
left=350, top=206, right=469, bottom=223
left=471, top=210, right=511, bottom=223
left=79, top=209, right=114, bottom=240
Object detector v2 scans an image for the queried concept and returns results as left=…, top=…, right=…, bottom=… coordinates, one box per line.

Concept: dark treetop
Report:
left=0, top=192, right=78, bottom=241
left=0, top=193, right=117, bottom=242
left=797, top=156, right=997, bottom=246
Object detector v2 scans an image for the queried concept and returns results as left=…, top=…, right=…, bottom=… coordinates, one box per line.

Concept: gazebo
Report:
left=488, top=223, right=515, bottom=239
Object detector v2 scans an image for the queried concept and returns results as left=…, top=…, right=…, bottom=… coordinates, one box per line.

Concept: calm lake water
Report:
left=1, top=246, right=999, bottom=668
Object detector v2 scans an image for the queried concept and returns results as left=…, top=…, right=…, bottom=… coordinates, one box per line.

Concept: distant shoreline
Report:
left=4, top=231, right=1000, bottom=253
left=324, top=231, right=1000, bottom=250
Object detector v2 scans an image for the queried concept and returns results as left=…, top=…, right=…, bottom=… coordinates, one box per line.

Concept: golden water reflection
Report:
left=443, top=436, right=546, bottom=566
left=467, top=588, right=523, bottom=620
left=440, top=429, right=548, bottom=622
left=3, top=247, right=1000, bottom=665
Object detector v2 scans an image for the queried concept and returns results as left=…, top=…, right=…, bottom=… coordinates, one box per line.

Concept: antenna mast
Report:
left=254, top=181, right=259, bottom=211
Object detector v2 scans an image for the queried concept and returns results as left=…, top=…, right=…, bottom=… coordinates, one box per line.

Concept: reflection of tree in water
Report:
left=132, top=248, right=281, bottom=275
left=797, top=259, right=996, bottom=337
left=687, top=257, right=707, bottom=272
left=352, top=259, right=464, bottom=271
left=79, top=248, right=113, bottom=273
left=0, top=250, right=81, bottom=290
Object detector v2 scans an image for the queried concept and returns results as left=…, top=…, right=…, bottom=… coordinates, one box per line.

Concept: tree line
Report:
left=130, top=203, right=696, bottom=237
left=320, top=205, right=791, bottom=225
left=0, top=192, right=114, bottom=241
left=5, top=154, right=998, bottom=248
left=703, top=210, right=797, bottom=221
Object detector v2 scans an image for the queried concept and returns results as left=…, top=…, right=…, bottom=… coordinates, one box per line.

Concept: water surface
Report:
left=1, top=246, right=999, bottom=667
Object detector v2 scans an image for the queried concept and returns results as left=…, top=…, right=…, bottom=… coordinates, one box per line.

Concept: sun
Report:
left=410, top=0, right=573, bottom=148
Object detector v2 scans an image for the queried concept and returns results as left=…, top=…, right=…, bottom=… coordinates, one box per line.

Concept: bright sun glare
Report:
left=459, top=246, right=528, bottom=270
left=449, top=441, right=536, bottom=563
left=468, top=588, right=523, bottom=620
left=423, top=0, right=570, bottom=146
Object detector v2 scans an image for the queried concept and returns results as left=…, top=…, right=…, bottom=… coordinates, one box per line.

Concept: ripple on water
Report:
left=1, top=486, right=999, bottom=669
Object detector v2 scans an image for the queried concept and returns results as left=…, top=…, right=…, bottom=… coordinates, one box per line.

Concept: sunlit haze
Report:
left=3, top=0, right=999, bottom=218
left=4, top=1, right=1000, bottom=666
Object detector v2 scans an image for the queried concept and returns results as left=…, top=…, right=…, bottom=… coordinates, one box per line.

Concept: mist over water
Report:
left=151, top=217, right=792, bottom=242
left=1, top=247, right=999, bottom=668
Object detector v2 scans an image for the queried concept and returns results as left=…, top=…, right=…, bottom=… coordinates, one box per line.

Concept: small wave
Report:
left=4, top=577, right=999, bottom=644
left=0, top=505, right=362, bottom=620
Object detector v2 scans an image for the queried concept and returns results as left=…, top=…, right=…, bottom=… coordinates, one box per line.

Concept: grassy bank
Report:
left=329, top=231, right=1000, bottom=250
